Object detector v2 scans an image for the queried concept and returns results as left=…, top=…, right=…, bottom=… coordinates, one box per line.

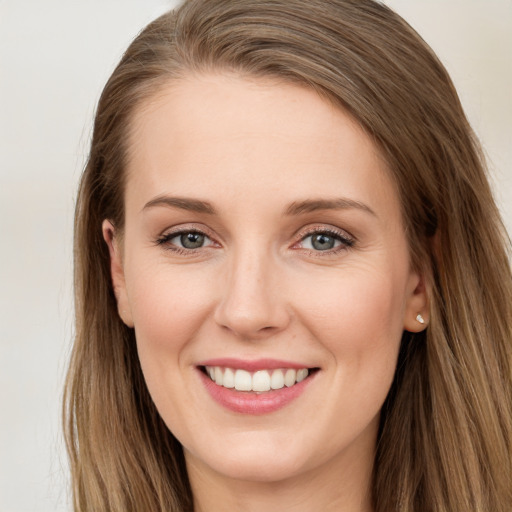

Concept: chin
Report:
left=184, top=436, right=313, bottom=483
left=205, top=453, right=306, bottom=483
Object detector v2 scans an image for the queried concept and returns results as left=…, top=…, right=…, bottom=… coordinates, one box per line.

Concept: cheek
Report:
left=125, top=262, right=215, bottom=361
left=125, top=264, right=217, bottom=431
left=299, top=266, right=407, bottom=350
left=296, top=265, right=407, bottom=411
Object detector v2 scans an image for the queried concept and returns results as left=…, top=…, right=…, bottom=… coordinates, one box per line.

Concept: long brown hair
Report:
left=64, top=1, right=512, bottom=510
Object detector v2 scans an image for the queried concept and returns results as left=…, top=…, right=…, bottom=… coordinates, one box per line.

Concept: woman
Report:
left=63, top=0, right=512, bottom=510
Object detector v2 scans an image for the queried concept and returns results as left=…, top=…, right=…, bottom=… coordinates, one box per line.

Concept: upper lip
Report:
left=196, top=358, right=314, bottom=372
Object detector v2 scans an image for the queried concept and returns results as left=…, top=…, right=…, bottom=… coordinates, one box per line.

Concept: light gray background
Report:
left=1, top=1, right=510, bottom=511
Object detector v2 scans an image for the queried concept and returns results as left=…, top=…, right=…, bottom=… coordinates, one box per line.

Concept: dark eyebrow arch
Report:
left=285, top=198, right=376, bottom=217
left=142, top=195, right=216, bottom=214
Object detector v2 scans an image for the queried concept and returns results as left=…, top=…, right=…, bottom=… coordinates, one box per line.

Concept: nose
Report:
left=214, top=247, right=291, bottom=340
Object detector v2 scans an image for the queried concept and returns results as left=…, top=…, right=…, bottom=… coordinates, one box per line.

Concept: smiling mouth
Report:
left=201, top=366, right=319, bottom=393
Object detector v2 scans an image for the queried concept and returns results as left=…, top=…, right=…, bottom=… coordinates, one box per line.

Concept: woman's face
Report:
left=105, top=74, right=427, bottom=485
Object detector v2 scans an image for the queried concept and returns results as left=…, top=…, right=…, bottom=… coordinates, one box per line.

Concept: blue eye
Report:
left=173, top=232, right=207, bottom=249
left=157, top=230, right=214, bottom=250
left=300, top=230, right=353, bottom=252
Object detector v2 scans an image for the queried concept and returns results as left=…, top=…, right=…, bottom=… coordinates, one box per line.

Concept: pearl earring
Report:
left=416, top=314, right=425, bottom=324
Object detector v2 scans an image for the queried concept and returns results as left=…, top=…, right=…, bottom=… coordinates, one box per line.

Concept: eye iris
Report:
left=311, top=233, right=335, bottom=250
left=180, top=232, right=205, bottom=249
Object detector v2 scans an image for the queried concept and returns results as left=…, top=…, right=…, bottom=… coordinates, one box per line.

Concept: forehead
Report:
left=125, top=73, right=399, bottom=219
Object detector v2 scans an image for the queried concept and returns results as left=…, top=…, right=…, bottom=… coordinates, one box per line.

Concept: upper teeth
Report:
left=205, top=366, right=309, bottom=392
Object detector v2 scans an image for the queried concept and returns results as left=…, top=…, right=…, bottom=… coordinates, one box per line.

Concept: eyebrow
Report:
left=285, top=198, right=377, bottom=217
left=142, top=195, right=216, bottom=214
left=142, top=195, right=376, bottom=217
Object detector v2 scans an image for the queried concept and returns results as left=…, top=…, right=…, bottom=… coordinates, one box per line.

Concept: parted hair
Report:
left=64, top=1, right=512, bottom=510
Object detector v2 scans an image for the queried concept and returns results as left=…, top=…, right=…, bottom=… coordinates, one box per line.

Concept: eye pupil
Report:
left=181, top=232, right=205, bottom=249
left=312, top=233, right=335, bottom=251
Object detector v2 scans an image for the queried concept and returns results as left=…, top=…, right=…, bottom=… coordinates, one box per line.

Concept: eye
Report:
left=173, top=232, right=208, bottom=249
left=157, top=230, right=215, bottom=251
left=303, top=232, right=340, bottom=251
left=297, top=229, right=354, bottom=252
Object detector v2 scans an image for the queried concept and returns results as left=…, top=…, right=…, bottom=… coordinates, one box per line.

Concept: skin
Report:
left=104, top=73, right=428, bottom=512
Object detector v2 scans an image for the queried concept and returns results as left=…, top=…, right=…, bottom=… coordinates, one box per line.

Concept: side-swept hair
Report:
left=64, top=1, right=512, bottom=510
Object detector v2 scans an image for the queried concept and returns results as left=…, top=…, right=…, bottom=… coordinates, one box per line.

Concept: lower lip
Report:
left=198, top=369, right=315, bottom=415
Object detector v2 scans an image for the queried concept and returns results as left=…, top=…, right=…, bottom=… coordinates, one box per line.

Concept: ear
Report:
left=102, top=220, right=134, bottom=328
left=403, top=268, right=430, bottom=333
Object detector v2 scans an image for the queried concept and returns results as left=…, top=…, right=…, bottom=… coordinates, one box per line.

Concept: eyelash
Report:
left=155, top=229, right=217, bottom=255
left=294, top=227, right=355, bottom=255
left=155, top=226, right=355, bottom=256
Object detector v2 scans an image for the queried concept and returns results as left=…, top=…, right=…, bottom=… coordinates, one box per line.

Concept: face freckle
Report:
left=105, top=72, right=427, bottom=490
